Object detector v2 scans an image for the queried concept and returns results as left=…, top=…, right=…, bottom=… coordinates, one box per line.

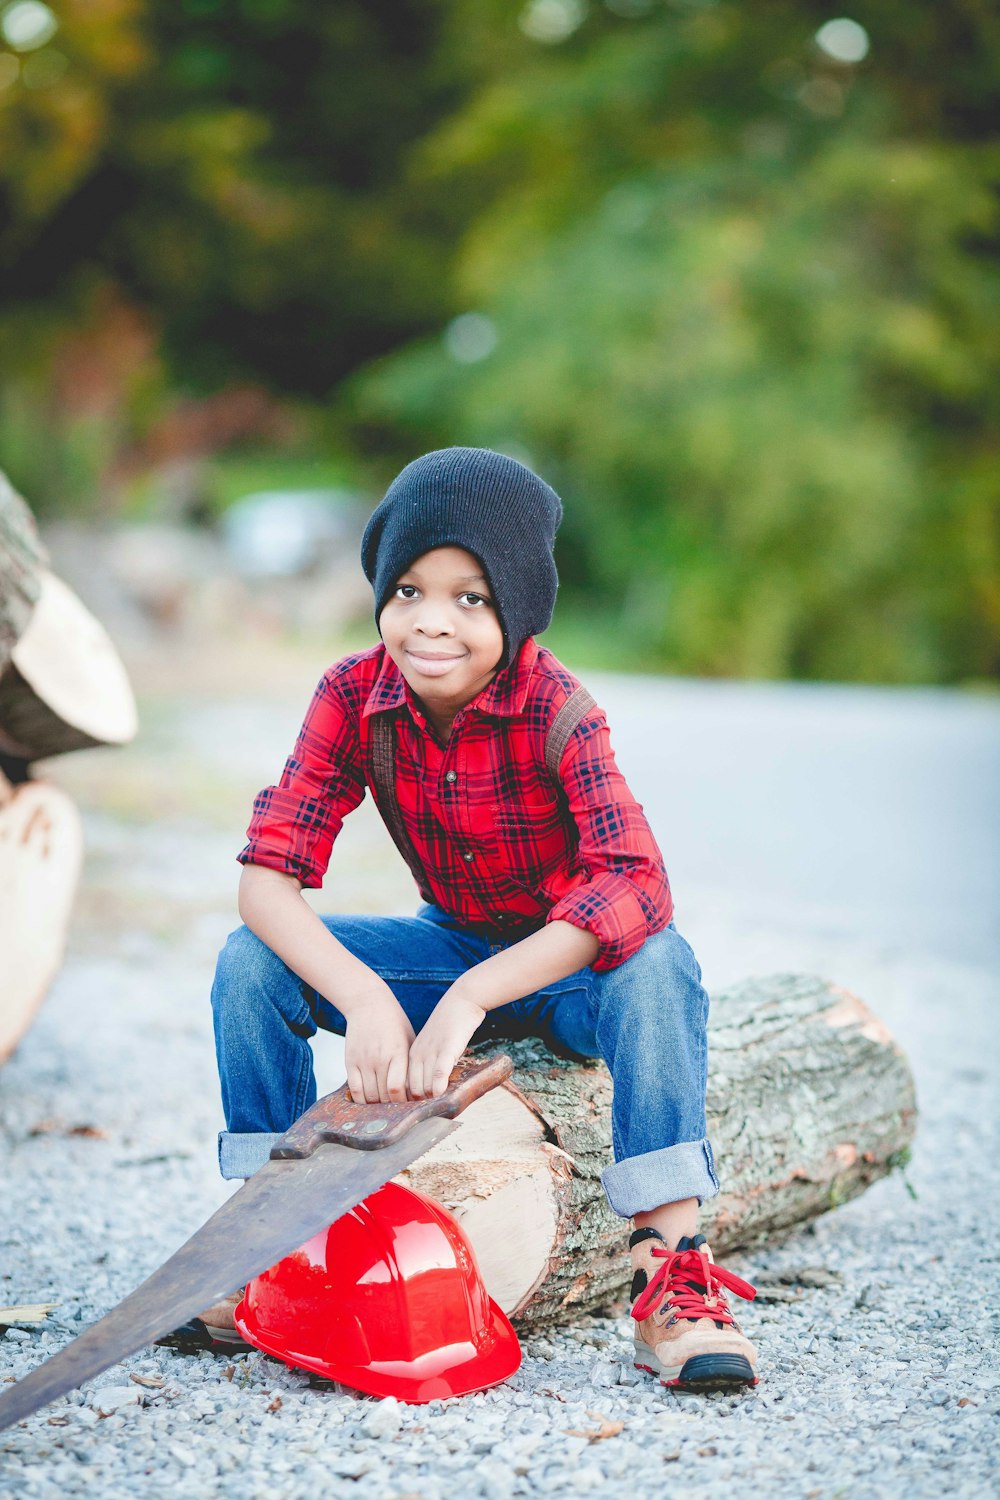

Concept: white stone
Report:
left=474, top=1458, right=517, bottom=1500
left=87, top=1384, right=140, bottom=1415
left=358, top=1394, right=403, bottom=1438
left=328, top=1453, right=375, bottom=1479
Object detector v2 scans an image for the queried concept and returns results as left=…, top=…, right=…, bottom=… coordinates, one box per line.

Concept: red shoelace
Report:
left=631, top=1244, right=757, bottom=1325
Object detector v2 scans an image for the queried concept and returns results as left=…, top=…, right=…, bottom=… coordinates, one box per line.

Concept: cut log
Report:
left=0, top=470, right=48, bottom=676
left=398, top=974, right=917, bottom=1326
left=0, top=570, right=138, bottom=761
left=0, top=774, right=84, bottom=1064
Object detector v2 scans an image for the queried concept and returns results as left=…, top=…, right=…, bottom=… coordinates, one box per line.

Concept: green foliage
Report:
left=196, top=451, right=357, bottom=517
left=0, top=380, right=119, bottom=517
left=886, top=1144, right=918, bottom=1200
left=0, top=0, right=468, bottom=394
left=0, top=0, right=996, bottom=681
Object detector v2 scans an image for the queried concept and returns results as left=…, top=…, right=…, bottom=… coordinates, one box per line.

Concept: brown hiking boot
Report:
left=629, top=1229, right=759, bottom=1389
left=156, top=1289, right=252, bottom=1354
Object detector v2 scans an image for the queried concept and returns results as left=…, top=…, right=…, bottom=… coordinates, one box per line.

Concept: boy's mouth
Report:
left=404, top=649, right=468, bottom=679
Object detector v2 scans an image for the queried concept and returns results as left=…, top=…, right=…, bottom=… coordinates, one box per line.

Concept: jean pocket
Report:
left=292, top=983, right=322, bottom=1037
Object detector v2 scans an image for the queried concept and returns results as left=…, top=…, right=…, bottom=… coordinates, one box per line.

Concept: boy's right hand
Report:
left=343, top=985, right=416, bottom=1106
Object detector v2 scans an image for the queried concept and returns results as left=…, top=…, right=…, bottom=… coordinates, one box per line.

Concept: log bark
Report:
left=0, top=773, right=84, bottom=1065
left=398, top=974, right=917, bottom=1326
left=0, top=470, right=47, bottom=676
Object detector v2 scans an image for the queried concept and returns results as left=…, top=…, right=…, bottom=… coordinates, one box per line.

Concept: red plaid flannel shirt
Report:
left=239, top=638, right=672, bottom=970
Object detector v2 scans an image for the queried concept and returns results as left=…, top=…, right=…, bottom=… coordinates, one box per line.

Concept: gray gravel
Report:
left=2, top=653, right=998, bottom=1499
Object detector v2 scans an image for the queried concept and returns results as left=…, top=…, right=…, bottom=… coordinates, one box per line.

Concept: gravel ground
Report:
left=2, top=640, right=998, bottom=1500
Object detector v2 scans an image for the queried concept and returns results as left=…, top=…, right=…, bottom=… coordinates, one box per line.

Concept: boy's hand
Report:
left=343, top=988, right=416, bottom=1106
left=407, top=991, right=486, bottom=1100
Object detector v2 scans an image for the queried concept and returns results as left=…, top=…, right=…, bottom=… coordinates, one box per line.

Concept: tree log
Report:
left=0, top=474, right=137, bottom=760
left=0, top=570, right=138, bottom=761
left=0, top=774, right=84, bottom=1065
left=397, top=974, right=917, bottom=1326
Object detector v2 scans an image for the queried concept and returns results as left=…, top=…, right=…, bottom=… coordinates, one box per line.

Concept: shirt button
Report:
left=445, top=770, right=458, bottom=784
left=462, top=850, right=475, bottom=862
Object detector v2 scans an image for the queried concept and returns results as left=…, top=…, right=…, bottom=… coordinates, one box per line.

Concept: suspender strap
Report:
left=544, top=685, right=596, bottom=780
left=369, top=713, right=428, bottom=889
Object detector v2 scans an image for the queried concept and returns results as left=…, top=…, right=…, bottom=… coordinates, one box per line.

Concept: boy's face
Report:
left=379, top=546, right=505, bottom=718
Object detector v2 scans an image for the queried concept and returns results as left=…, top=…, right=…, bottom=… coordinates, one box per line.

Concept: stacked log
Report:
left=0, top=569, right=137, bottom=761
left=0, top=471, right=137, bottom=1064
left=399, top=974, right=917, bottom=1325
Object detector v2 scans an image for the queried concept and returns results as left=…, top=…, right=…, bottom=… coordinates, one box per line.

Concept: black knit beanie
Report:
left=361, top=447, right=562, bottom=668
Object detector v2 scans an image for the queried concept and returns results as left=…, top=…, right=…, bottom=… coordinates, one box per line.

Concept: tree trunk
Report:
left=0, top=773, right=84, bottom=1065
left=398, top=974, right=917, bottom=1326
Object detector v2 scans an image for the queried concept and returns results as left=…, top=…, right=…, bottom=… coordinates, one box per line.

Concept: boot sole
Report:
left=635, top=1344, right=758, bottom=1390
left=156, top=1318, right=255, bottom=1356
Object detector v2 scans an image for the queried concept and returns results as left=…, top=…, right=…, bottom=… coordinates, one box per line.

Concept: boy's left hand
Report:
left=408, top=991, right=486, bottom=1099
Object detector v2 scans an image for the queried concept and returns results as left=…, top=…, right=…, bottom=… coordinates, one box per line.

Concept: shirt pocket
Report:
left=493, top=791, right=563, bottom=836
left=493, top=792, right=570, bottom=885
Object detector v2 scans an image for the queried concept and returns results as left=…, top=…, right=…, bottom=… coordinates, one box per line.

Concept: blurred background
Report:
left=1, top=0, right=997, bottom=683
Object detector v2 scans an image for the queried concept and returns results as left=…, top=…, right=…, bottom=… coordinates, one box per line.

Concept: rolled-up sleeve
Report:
left=546, top=708, right=672, bottom=970
left=238, top=667, right=367, bottom=888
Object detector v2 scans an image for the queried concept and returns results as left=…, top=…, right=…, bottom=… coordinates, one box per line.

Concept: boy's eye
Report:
left=459, top=591, right=491, bottom=608
left=394, top=584, right=419, bottom=600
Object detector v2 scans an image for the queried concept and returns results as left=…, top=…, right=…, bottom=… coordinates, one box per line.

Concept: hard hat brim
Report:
left=235, top=1294, right=521, bottom=1403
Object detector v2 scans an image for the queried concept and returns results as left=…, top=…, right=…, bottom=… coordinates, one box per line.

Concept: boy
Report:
left=205, top=447, right=758, bottom=1389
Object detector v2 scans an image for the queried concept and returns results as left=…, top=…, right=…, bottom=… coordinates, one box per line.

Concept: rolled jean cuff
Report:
left=601, top=1137, right=720, bottom=1218
left=218, top=1130, right=282, bottom=1180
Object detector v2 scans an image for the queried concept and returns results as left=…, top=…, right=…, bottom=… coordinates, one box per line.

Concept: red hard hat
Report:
left=234, top=1181, right=521, bottom=1403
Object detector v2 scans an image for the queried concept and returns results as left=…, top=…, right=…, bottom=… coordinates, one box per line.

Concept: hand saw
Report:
left=0, top=1052, right=513, bottom=1432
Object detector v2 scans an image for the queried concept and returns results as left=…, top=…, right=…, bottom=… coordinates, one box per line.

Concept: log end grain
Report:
left=0, top=779, right=83, bottom=1064
left=3, top=571, right=138, bottom=760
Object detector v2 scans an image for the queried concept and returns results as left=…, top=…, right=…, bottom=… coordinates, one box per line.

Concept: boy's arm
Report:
left=238, top=864, right=416, bottom=1107
left=546, top=706, right=671, bottom=971
left=406, top=919, right=599, bottom=1099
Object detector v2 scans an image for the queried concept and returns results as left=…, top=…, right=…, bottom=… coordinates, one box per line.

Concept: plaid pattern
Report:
left=239, top=638, right=672, bottom=970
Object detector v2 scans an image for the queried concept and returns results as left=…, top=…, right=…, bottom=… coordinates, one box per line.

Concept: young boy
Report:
left=205, top=447, right=758, bottom=1390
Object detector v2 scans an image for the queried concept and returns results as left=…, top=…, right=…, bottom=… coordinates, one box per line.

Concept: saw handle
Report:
left=270, top=1052, right=514, bottom=1158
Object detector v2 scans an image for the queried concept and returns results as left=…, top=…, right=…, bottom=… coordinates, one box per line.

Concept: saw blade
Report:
left=0, top=1117, right=454, bottom=1432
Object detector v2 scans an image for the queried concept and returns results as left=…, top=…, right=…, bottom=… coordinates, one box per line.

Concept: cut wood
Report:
left=398, top=974, right=917, bottom=1326
left=0, top=775, right=84, bottom=1065
left=0, top=570, right=137, bottom=761
left=0, top=1303, right=59, bottom=1326
left=0, top=470, right=48, bottom=676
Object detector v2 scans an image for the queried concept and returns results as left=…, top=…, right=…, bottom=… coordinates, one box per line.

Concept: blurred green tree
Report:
left=350, top=0, right=999, bottom=683
left=0, top=0, right=467, bottom=394
left=0, top=0, right=995, bottom=680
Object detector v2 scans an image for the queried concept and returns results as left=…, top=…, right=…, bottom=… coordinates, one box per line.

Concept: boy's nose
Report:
left=413, top=608, right=455, bottom=637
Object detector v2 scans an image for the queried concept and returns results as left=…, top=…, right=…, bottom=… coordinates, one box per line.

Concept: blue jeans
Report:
left=210, top=905, right=719, bottom=1218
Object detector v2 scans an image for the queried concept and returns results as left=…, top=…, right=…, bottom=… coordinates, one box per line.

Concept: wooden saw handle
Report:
left=270, top=1052, right=513, bottom=1158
